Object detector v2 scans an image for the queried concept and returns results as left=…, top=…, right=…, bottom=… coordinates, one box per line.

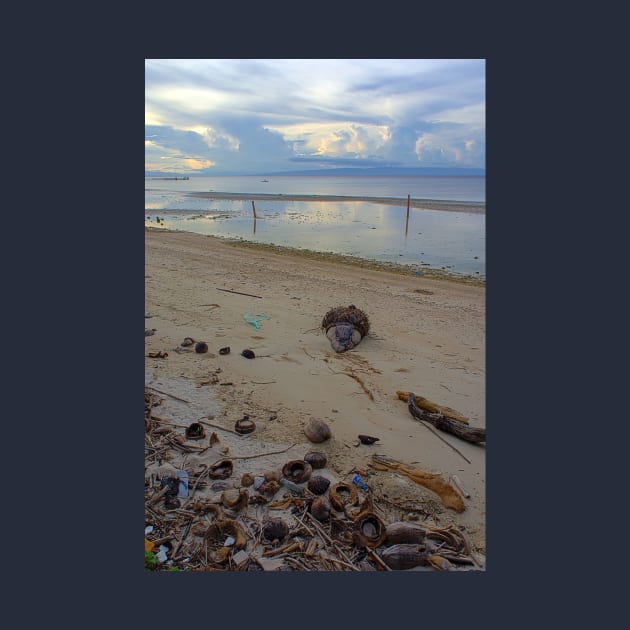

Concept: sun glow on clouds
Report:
left=184, top=158, right=215, bottom=170
left=268, top=122, right=391, bottom=158
left=146, top=146, right=215, bottom=173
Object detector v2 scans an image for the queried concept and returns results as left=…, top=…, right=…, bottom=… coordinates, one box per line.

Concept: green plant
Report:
left=145, top=550, right=158, bottom=570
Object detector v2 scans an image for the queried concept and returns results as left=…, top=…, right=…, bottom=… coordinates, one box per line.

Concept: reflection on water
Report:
left=145, top=174, right=486, bottom=202
left=145, top=192, right=485, bottom=278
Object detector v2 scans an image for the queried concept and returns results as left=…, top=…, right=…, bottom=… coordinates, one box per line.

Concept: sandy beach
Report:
left=145, top=228, right=486, bottom=570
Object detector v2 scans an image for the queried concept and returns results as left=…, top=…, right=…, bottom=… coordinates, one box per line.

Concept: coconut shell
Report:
left=307, top=475, right=330, bottom=495
left=241, top=473, right=255, bottom=487
left=381, top=544, right=429, bottom=570
left=221, top=488, right=248, bottom=510
left=235, top=416, right=256, bottom=435
left=185, top=422, right=205, bottom=440
left=281, top=460, right=312, bottom=484
left=264, top=469, right=281, bottom=482
left=209, top=459, right=233, bottom=479
left=322, top=305, right=370, bottom=337
left=385, top=522, right=427, bottom=545
left=310, top=495, right=332, bottom=521
left=259, top=479, right=280, bottom=498
left=304, top=451, right=327, bottom=469
left=329, top=482, right=359, bottom=512
left=262, top=518, right=289, bottom=542
left=353, top=512, right=386, bottom=548
left=204, top=519, right=248, bottom=550
left=304, top=418, right=331, bottom=443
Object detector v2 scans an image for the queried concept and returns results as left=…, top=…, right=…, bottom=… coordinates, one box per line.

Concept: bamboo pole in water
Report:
left=251, top=200, right=257, bottom=218
left=405, top=194, right=410, bottom=235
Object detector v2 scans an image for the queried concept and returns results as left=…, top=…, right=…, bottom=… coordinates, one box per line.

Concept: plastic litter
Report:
left=352, top=474, right=369, bottom=491
left=176, top=470, right=189, bottom=498
left=224, top=536, right=236, bottom=547
left=156, top=545, right=169, bottom=563
left=253, top=476, right=265, bottom=490
left=243, top=312, right=272, bottom=330
left=145, top=526, right=154, bottom=536
left=280, top=477, right=305, bottom=493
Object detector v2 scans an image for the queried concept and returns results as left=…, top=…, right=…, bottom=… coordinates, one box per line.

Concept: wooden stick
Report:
left=263, top=541, right=303, bottom=557
left=292, top=512, right=317, bottom=538
left=197, top=418, right=239, bottom=435
left=405, top=194, right=410, bottom=236
left=286, top=557, right=312, bottom=571
left=326, top=556, right=361, bottom=571
left=180, top=465, right=209, bottom=509
left=150, top=415, right=188, bottom=428
left=213, top=442, right=301, bottom=461
left=304, top=512, right=358, bottom=569
left=251, top=200, right=257, bottom=218
left=415, top=415, right=472, bottom=464
left=216, top=287, right=262, bottom=299
left=172, top=520, right=193, bottom=560
left=148, top=485, right=170, bottom=506
left=145, top=386, right=191, bottom=404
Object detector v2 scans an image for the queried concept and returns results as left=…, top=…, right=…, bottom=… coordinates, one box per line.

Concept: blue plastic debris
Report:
left=176, top=470, right=189, bottom=498
left=243, top=312, right=272, bottom=330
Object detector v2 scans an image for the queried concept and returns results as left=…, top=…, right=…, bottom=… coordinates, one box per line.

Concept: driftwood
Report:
left=396, top=391, right=469, bottom=424
left=397, top=391, right=485, bottom=445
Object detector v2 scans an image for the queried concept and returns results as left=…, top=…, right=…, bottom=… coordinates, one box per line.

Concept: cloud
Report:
left=290, top=156, right=402, bottom=167
left=145, top=59, right=485, bottom=174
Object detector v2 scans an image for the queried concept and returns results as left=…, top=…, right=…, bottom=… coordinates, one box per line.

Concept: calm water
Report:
left=146, top=174, right=485, bottom=202
left=145, top=175, right=485, bottom=278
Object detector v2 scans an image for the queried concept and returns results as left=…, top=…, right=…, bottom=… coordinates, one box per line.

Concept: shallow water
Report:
left=145, top=176, right=485, bottom=278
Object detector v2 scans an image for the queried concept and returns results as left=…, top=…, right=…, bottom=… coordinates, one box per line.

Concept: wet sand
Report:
left=187, top=191, right=485, bottom=214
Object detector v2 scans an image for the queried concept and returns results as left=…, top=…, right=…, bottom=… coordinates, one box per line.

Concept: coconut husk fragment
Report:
left=204, top=518, right=248, bottom=549
left=369, top=454, right=465, bottom=512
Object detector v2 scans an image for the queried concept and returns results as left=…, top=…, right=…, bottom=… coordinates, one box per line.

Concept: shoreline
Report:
left=182, top=191, right=485, bottom=214
left=145, top=227, right=485, bottom=286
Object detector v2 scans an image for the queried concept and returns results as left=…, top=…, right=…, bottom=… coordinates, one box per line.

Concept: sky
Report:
left=145, top=59, right=485, bottom=176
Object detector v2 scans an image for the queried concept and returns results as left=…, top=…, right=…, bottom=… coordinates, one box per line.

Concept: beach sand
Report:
left=145, top=228, right=486, bottom=567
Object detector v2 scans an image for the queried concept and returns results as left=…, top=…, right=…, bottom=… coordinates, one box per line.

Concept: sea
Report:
left=145, top=175, right=485, bottom=279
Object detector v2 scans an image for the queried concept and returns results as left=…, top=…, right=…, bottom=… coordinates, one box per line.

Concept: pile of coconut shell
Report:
left=145, top=388, right=484, bottom=571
